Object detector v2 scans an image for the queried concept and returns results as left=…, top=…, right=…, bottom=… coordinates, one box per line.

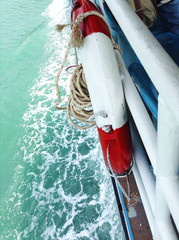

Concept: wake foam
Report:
left=0, top=1, right=125, bottom=239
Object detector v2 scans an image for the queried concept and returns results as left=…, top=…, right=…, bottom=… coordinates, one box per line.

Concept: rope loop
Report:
left=67, top=64, right=95, bottom=130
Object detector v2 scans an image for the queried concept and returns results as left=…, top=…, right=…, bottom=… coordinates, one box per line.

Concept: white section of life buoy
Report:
left=79, top=32, right=128, bottom=129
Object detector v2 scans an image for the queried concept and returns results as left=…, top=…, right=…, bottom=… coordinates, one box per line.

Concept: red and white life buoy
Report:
left=72, top=0, right=132, bottom=176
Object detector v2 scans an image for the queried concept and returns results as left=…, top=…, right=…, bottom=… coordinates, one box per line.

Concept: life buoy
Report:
left=72, top=0, right=133, bottom=176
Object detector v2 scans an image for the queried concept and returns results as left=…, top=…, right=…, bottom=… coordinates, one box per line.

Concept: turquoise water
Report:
left=0, top=0, right=124, bottom=239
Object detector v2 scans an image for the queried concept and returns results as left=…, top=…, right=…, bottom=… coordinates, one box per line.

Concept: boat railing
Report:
left=105, top=0, right=179, bottom=239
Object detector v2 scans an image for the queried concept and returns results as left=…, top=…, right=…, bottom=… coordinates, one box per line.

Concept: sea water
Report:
left=0, top=0, right=125, bottom=239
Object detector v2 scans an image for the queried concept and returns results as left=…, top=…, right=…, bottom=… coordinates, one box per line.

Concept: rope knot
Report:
left=70, top=13, right=85, bottom=48
left=71, top=22, right=84, bottom=48
left=76, top=13, right=85, bottom=24
left=55, top=23, right=70, bottom=32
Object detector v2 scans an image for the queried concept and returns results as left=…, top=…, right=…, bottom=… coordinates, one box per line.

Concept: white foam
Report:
left=1, top=1, right=125, bottom=239
left=41, top=224, right=56, bottom=240
left=42, top=0, right=72, bottom=24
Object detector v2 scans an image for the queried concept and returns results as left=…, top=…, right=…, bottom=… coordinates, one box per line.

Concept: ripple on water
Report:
left=0, top=0, right=125, bottom=239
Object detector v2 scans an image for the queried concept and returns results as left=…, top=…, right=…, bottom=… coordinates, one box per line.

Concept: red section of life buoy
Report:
left=72, top=0, right=111, bottom=38
left=98, top=122, right=132, bottom=175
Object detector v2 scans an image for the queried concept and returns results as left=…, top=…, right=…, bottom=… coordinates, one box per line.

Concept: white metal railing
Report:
left=115, top=47, right=157, bottom=235
left=115, top=50, right=157, bottom=172
left=106, top=0, right=179, bottom=123
left=105, top=0, right=179, bottom=239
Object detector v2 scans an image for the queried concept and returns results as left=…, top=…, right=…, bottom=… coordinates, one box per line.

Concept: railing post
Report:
left=154, top=97, right=179, bottom=240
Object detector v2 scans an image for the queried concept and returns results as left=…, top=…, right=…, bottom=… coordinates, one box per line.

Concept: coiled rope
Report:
left=67, top=64, right=95, bottom=129
left=55, top=11, right=122, bottom=130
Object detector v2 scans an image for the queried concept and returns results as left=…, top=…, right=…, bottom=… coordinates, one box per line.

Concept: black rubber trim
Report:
left=111, top=177, right=130, bottom=240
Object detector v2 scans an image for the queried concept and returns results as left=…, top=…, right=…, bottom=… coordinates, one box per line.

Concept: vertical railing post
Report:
left=154, top=183, right=174, bottom=240
left=154, top=97, right=179, bottom=240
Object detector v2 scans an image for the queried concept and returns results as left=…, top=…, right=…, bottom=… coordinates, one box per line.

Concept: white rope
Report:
left=126, top=175, right=131, bottom=201
left=106, top=143, right=131, bottom=201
